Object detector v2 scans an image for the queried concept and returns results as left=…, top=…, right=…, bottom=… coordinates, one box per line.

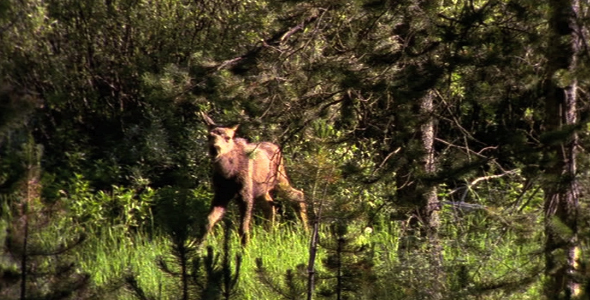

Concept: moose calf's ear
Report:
left=200, top=112, right=217, bottom=128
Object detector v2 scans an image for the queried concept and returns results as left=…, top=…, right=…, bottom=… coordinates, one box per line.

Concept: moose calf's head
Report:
left=202, top=113, right=239, bottom=158
left=207, top=125, right=239, bottom=158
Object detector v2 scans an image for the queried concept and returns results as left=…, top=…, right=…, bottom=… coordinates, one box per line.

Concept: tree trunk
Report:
left=420, top=91, right=439, bottom=235
left=420, top=91, right=444, bottom=299
left=543, top=0, right=581, bottom=298
left=396, top=90, right=443, bottom=298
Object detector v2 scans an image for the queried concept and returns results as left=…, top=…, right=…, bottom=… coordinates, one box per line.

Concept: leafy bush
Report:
left=60, top=174, right=155, bottom=234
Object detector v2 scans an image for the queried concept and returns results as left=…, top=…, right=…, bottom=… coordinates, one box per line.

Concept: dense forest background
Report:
left=1, top=0, right=590, bottom=299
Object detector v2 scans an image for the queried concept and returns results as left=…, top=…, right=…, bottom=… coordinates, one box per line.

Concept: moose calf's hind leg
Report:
left=257, top=193, right=276, bottom=230
left=292, top=188, right=309, bottom=232
left=279, top=186, right=309, bottom=232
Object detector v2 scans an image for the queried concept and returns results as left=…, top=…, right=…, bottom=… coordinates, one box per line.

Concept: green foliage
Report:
left=77, top=229, right=170, bottom=299
left=255, top=258, right=307, bottom=300
left=69, top=213, right=548, bottom=299
left=153, top=186, right=211, bottom=238
left=147, top=186, right=241, bottom=299
left=1, top=0, right=589, bottom=299
left=59, top=174, right=155, bottom=234
left=316, top=222, right=377, bottom=299
left=0, top=136, right=91, bottom=299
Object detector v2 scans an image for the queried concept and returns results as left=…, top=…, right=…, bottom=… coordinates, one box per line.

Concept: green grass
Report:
left=206, top=223, right=315, bottom=300
left=76, top=228, right=173, bottom=300
left=76, top=222, right=316, bottom=300
left=74, top=215, right=544, bottom=300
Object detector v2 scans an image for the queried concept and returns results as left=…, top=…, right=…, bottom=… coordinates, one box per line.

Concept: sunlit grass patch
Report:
left=76, top=228, right=172, bottom=299
left=203, top=223, right=316, bottom=300
left=73, top=214, right=545, bottom=300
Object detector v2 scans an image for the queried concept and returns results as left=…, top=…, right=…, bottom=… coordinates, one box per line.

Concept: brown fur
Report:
left=201, top=113, right=308, bottom=245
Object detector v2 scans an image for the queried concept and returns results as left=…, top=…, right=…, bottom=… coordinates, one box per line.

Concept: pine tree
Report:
left=317, top=222, right=375, bottom=300
left=542, top=0, right=583, bottom=298
left=125, top=188, right=241, bottom=300
left=255, top=258, right=307, bottom=300
left=0, top=136, right=90, bottom=299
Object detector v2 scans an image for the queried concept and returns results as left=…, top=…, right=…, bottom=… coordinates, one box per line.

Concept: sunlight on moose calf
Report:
left=200, top=112, right=308, bottom=246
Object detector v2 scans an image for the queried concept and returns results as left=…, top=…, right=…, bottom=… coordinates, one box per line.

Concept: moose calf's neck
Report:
left=211, top=139, right=248, bottom=179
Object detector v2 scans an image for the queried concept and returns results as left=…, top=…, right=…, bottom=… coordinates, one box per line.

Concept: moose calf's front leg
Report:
left=202, top=192, right=231, bottom=242
left=238, top=194, right=254, bottom=246
left=206, top=205, right=226, bottom=234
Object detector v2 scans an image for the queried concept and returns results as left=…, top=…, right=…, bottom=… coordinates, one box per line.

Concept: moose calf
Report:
left=201, top=113, right=308, bottom=245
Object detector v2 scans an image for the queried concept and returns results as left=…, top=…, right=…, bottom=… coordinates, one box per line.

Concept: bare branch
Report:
left=370, top=147, right=401, bottom=177
left=449, top=169, right=520, bottom=195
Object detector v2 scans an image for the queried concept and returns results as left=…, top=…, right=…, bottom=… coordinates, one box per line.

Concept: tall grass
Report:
left=75, top=221, right=316, bottom=299
left=76, top=227, right=173, bottom=300
left=74, top=213, right=544, bottom=299
left=204, top=223, right=315, bottom=300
